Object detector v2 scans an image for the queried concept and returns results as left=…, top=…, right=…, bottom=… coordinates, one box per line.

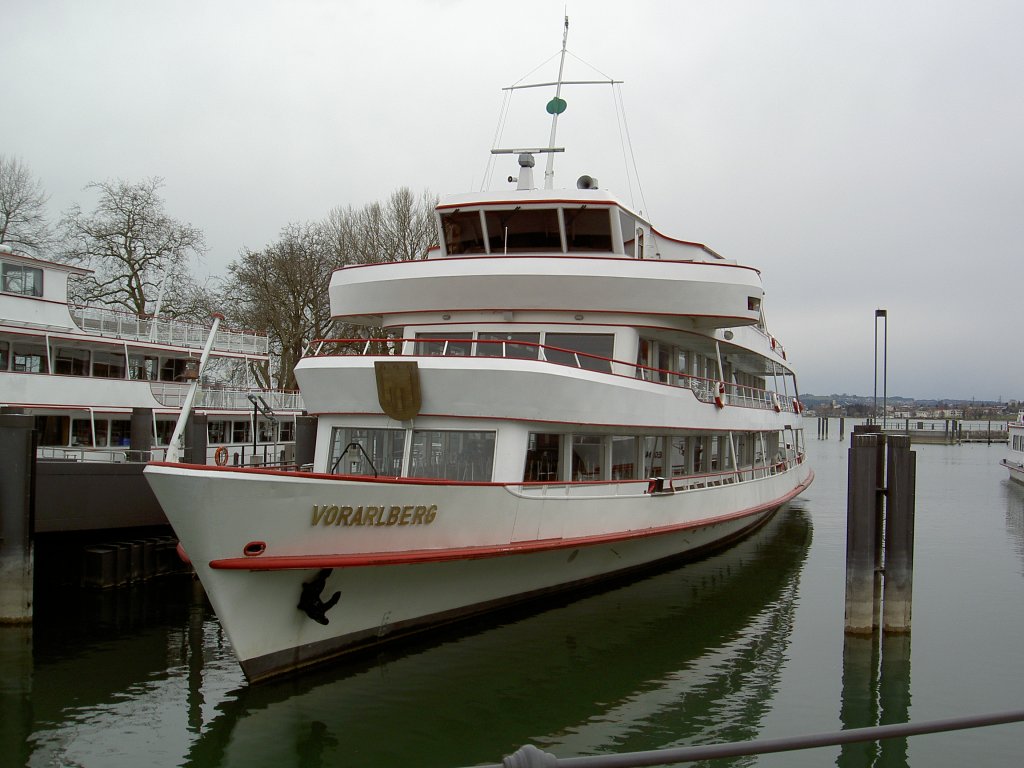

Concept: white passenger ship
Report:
left=0, top=245, right=302, bottom=466
left=1003, top=412, right=1024, bottom=484
left=145, top=26, right=813, bottom=681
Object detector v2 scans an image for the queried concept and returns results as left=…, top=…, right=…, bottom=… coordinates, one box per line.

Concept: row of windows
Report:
left=0, top=340, right=194, bottom=380
left=524, top=431, right=794, bottom=483
left=442, top=207, right=614, bottom=255
left=1, top=261, right=43, bottom=297
left=34, top=415, right=295, bottom=448
left=328, top=427, right=495, bottom=481
left=326, top=426, right=801, bottom=484
left=412, top=332, right=614, bottom=373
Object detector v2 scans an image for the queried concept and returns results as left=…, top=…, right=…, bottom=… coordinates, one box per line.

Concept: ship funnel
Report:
left=577, top=174, right=598, bottom=190
left=516, top=153, right=536, bottom=190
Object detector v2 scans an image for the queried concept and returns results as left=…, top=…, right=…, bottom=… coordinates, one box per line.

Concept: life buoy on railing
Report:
left=214, top=446, right=229, bottom=466
left=715, top=381, right=727, bottom=409
left=771, top=392, right=782, bottom=412
left=793, top=399, right=802, bottom=414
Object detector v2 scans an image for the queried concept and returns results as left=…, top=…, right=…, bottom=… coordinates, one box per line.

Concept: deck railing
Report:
left=69, top=305, right=269, bottom=356
left=305, top=337, right=798, bottom=414
left=149, top=382, right=304, bottom=411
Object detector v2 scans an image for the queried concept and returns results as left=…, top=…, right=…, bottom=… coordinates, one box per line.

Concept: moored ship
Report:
left=1003, top=412, right=1024, bottom=484
left=145, top=22, right=813, bottom=681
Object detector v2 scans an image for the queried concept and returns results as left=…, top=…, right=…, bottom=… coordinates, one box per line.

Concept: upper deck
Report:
left=1, top=249, right=269, bottom=359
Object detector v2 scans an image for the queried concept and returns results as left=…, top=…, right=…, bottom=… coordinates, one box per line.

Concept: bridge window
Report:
left=485, top=208, right=562, bottom=253
left=564, top=207, right=612, bottom=251
left=442, top=210, right=487, bottom=255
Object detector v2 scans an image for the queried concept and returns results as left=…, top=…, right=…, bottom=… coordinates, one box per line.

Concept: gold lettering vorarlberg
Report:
left=310, top=504, right=438, bottom=527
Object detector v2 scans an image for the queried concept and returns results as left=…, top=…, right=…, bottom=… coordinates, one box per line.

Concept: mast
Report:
left=543, top=15, right=570, bottom=190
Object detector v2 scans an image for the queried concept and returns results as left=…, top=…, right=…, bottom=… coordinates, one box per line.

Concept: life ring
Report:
left=714, top=381, right=726, bottom=409
left=214, top=446, right=229, bottom=466
left=793, top=399, right=802, bottom=414
left=771, top=392, right=781, bottom=412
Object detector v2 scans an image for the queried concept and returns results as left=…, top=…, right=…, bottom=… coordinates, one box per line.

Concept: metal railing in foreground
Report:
left=480, top=709, right=1024, bottom=768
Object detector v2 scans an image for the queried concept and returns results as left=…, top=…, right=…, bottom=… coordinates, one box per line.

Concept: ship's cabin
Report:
left=435, top=156, right=721, bottom=263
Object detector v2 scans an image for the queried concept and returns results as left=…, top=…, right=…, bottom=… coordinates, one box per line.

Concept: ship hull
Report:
left=145, top=461, right=812, bottom=681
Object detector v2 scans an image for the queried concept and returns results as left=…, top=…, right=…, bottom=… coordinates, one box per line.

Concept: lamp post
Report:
left=874, top=309, right=888, bottom=427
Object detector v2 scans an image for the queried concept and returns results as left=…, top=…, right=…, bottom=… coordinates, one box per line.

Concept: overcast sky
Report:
left=6, top=0, right=1023, bottom=401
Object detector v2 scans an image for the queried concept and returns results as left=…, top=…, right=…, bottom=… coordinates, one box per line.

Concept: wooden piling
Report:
left=845, top=429, right=916, bottom=636
left=882, top=435, right=916, bottom=632
left=0, top=414, right=35, bottom=623
left=845, top=431, right=883, bottom=634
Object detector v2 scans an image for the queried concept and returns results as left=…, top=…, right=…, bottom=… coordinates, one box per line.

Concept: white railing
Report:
left=149, top=382, right=304, bottom=411
left=69, top=305, right=269, bottom=356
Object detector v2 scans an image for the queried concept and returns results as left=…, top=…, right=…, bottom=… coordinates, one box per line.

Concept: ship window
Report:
left=611, top=436, right=637, bottom=480
left=54, top=347, right=90, bottom=375
left=232, top=421, right=251, bottom=443
left=128, top=353, right=158, bottom=381
left=572, top=434, right=604, bottom=480
left=414, top=332, right=472, bottom=356
left=564, top=207, right=613, bottom=251
left=257, top=419, right=276, bottom=442
left=71, top=418, right=94, bottom=447
left=1, top=262, right=43, bottom=296
left=11, top=341, right=46, bottom=373
left=328, top=427, right=405, bottom=476
left=408, top=429, right=495, bottom=481
left=280, top=421, right=295, bottom=442
left=160, top=357, right=194, bottom=381
left=92, top=350, right=126, bottom=378
left=208, top=420, right=228, bottom=444
left=154, top=420, right=174, bottom=446
left=544, top=333, right=613, bottom=373
left=485, top=208, right=562, bottom=253
left=476, top=332, right=540, bottom=359
left=0, top=341, right=9, bottom=370
left=35, top=415, right=70, bottom=446
left=442, top=210, right=487, bottom=255
left=524, top=432, right=561, bottom=481
left=110, top=419, right=131, bottom=447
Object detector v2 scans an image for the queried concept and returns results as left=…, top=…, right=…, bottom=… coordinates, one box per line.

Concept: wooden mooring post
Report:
left=0, top=414, right=35, bottom=624
left=845, top=428, right=916, bottom=635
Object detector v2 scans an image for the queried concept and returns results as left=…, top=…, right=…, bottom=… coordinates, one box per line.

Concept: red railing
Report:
left=304, top=337, right=799, bottom=413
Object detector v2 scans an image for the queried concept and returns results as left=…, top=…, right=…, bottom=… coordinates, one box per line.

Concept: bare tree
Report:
left=60, top=177, right=206, bottom=317
left=0, top=155, right=54, bottom=256
left=324, top=187, right=438, bottom=265
left=220, top=222, right=335, bottom=390
left=220, top=188, right=439, bottom=390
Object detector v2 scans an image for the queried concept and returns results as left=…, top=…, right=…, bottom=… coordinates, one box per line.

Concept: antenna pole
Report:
left=543, top=15, right=570, bottom=190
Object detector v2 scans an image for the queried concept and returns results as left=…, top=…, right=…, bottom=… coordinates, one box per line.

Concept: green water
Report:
left=4, top=426, right=1024, bottom=767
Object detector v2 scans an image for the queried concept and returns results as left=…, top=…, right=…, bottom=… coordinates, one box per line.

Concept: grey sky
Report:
left=6, top=0, right=1022, bottom=401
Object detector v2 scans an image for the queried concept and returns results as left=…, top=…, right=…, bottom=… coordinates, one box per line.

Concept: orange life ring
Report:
left=214, top=446, right=229, bottom=466
left=771, top=392, right=781, bottom=412
left=715, top=381, right=726, bottom=409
